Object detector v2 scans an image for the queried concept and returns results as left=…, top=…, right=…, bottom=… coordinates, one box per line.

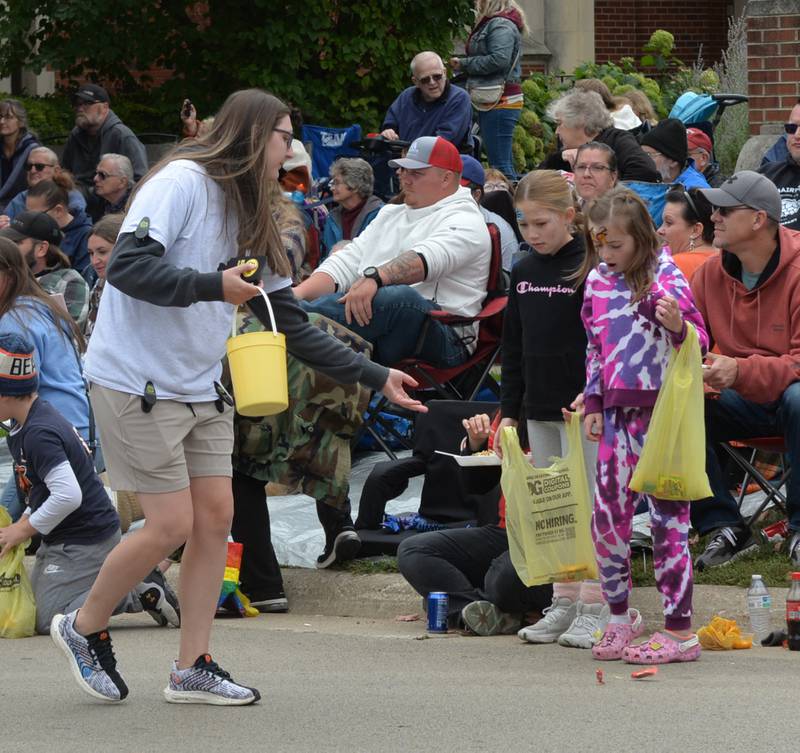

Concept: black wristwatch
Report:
left=362, top=265, right=383, bottom=288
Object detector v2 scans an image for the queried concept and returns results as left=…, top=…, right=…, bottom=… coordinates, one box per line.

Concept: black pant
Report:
left=397, top=525, right=552, bottom=625
left=354, top=456, right=427, bottom=529
left=231, top=470, right=284, bottom=599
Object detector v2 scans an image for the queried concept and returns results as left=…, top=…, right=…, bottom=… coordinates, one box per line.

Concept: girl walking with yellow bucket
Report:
left=50, top=89, right=426, bottom=706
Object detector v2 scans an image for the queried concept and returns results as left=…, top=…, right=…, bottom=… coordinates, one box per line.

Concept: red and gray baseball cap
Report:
left=389, top=136, right=463, bottom=173
left=699, top=170, right=782, bottom=223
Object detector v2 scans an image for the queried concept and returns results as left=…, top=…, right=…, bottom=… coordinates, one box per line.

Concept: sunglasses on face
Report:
left=711, top=204, right=751, bottom=217
left=95, top=170, right=121, bottom=180
left=785, top=123, right=799, bottom=135
left=417, top=73, right=444, bottom=86
left=26, top=162, right=55, bottom=172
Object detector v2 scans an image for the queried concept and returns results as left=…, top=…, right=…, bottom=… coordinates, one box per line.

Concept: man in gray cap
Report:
left=689, top=171, right=800, bottom=569
left=61, top=84, right=147, bottom=193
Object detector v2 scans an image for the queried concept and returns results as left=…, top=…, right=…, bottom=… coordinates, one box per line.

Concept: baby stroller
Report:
left=669, top=91, right=749, bottom=184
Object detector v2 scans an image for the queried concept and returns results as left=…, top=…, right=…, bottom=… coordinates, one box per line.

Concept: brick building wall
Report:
left=747, top=7, right=800, bottom=135
left=595, top=0, right=730, bottom=65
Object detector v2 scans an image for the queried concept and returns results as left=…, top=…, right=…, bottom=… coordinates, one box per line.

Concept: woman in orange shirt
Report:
left=658, top=185, right=717, bottom=281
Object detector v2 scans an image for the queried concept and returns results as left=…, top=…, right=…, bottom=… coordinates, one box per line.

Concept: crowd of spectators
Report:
left=2, top=2, right=800, bottom=681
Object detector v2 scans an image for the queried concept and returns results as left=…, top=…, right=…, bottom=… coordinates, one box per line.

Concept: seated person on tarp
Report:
left=355, top=399, right=501, bottom=534
left=397, top=410, right=553, bottom=636
left=0, top=334, right=178, bottom=635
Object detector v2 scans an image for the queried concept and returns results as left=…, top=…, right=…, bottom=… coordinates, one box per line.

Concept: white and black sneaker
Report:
left=694, top=525, right=759, bottom=570
left=50, top=611, right=129, bottom=702
left=136, top=568, right=180, bottom=627
left=164, top=654, right=260, bottom=705
left=248, top=591, right=289, bottom=613
left=316, top=526, right=361, bottom=569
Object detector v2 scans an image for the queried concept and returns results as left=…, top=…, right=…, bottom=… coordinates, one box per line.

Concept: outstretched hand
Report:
left=381, top=369, right=428, bottom=413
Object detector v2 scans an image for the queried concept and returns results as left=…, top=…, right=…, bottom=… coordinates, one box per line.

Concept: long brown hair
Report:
left=132, top=89, right=292, bottom=277
left=573, top=186, right=659, bottom=302
left=27, top=174, right=75, bottom=209
left=0, top=237, right=85, bottom=351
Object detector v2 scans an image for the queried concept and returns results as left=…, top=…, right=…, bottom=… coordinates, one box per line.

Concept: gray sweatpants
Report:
left=30, top=529, right=142, bottom=635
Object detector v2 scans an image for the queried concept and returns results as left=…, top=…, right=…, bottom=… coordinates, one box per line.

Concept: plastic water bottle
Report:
left=747, top=574, right=772, bottom=643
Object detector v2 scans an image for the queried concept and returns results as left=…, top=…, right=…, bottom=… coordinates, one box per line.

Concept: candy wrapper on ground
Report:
left=216, top=542, right=258, bottom=618
left=697, top=616, right=753, bottom=650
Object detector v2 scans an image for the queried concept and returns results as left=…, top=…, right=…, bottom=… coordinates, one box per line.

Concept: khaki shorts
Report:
left=89, top=383, right=233, bottom=494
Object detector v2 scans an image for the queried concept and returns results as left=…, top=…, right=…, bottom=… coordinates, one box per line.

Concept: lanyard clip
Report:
left=141, top=381, right=157, bottom=413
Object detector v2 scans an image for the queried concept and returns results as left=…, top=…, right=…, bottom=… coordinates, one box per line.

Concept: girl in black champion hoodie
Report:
left=499, top=170, right=608, bottom=650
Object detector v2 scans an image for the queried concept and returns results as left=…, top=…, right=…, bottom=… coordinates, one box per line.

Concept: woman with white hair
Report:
left=322, top=158, right=384, bottom=257
left=540, top=89, right=660, bottom=183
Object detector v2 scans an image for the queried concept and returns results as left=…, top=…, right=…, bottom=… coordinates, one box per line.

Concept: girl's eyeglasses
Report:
left=273, top=127, right=294, bottom=148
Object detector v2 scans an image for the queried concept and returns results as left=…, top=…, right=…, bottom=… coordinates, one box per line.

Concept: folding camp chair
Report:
left=720, top=437, right=790, bottom=527
left=301, top=124, right=362, bottom=181
left=359, top=223, right=507, bottom=459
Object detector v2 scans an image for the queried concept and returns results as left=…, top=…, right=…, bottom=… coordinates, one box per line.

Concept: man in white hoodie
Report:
left=294, top=136, right=491, bottom=367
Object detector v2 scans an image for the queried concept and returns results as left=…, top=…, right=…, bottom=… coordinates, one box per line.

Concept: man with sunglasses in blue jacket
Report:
left=381, top=52, right=473, bottom=153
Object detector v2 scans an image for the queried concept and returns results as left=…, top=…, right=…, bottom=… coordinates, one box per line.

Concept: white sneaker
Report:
left=517, top=596, right=576, bottom=643
left=558, top=601, right=610, bottom=648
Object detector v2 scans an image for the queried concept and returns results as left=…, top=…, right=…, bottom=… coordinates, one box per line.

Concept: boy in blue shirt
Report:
left=0, top=334, right=178, bottom=663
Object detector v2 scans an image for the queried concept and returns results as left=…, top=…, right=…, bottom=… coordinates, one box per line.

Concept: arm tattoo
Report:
left=379, top=250, right=425, bottom=286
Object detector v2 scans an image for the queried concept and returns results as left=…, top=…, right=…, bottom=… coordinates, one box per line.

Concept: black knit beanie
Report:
left=640, top=118, right=688, bottom=166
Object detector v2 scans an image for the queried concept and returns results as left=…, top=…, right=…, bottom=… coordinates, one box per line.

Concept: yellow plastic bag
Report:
left=697, top=615, right=753, bottom=650
left=629, top=322, right=713, bottom=501
left=0, top=507, right=36, bottom=639
left=500, top=417, right=598, bottom=586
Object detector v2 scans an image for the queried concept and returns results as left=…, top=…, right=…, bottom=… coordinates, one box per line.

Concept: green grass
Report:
left=631, top=539, right=794, bottom=589
left=335, top=540, right=795, bottom=588
left=337, top=556, right=400, bottom=575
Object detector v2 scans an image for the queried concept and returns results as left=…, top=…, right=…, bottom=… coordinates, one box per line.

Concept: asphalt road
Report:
left=4, top=612, right=798, bottom=753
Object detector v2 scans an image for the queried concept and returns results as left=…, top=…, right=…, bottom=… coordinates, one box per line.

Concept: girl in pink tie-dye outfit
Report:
left=576, top=187, right=708, bottom=665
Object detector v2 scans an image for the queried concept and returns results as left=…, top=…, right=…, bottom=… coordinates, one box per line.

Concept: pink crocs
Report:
left=622, top=631, right=702, bottom=664
left=593, top=622, right=636, bottom=661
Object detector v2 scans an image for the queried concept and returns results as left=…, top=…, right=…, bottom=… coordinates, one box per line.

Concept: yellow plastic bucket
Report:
left=226, top=287, right=288, bottom=417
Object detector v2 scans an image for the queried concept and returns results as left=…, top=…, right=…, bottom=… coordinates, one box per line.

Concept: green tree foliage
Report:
left=0, top=0, right=473, bottom=132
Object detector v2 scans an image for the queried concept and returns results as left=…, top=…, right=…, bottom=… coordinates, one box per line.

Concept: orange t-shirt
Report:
left=672, top=249, right=717, bottom=281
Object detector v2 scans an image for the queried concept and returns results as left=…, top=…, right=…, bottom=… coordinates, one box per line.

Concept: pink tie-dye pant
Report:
left=591, top=406, right=693, bottom=631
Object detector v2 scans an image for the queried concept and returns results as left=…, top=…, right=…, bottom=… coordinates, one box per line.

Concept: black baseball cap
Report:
left=0, top=211, right=64, bottom=246
left=73, top=83, right=109, bottom=105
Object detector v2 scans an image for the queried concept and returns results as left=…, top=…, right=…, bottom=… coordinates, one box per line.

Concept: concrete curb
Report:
left=279, top=568, right=791, bottom=629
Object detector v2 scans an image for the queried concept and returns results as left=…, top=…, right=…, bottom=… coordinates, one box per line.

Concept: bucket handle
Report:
left=232, top=286, right=279, bottom=338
